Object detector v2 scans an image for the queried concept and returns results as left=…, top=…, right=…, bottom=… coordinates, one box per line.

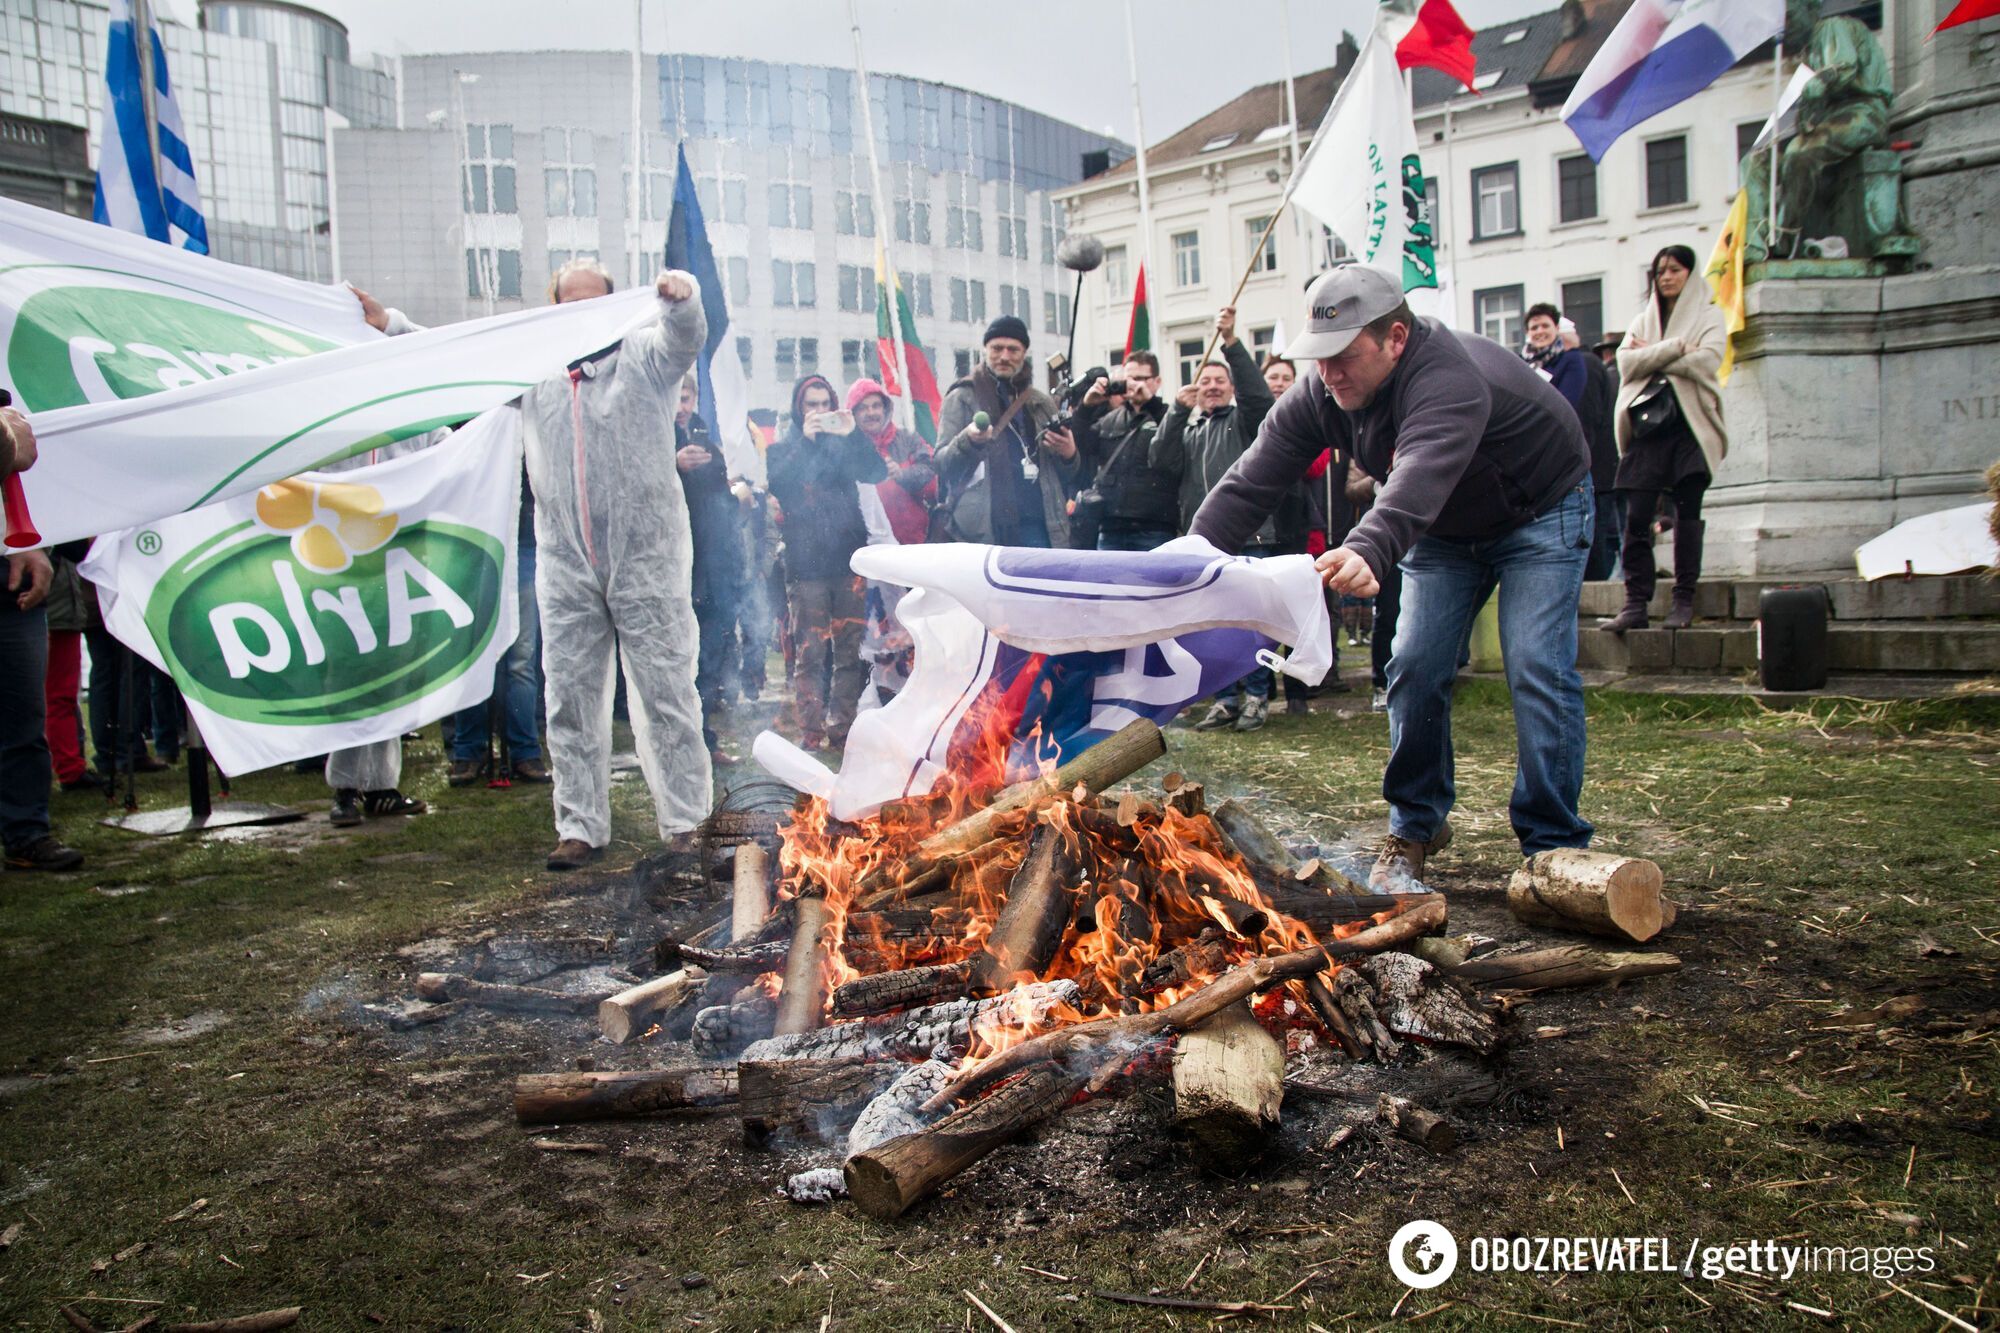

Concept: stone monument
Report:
left=1704, top=0, right=1999, bottom=576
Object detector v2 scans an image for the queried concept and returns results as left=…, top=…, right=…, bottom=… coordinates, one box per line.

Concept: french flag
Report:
left=1562, top=0, right=1783, bottom=162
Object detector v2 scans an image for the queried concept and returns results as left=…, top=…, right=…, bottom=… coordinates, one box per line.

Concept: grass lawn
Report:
left=0, top=682, right=1995, bottom=1330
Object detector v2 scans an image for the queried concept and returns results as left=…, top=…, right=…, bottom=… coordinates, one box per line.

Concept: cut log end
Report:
left=1507, top=850, right=1666, bottom=944
left=1173, top=1002, right=1283, bottom=1170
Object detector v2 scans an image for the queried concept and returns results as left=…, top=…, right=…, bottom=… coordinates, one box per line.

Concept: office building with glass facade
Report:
left=332, top=53, right=1124, bottom=412
left=0, top=0, right=393, bottom=280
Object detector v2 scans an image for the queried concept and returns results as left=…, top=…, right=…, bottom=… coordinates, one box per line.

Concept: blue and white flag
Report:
left=1561, top=0, right=1783, bottom=162
left=93, top=0, right=209, bottom=251
left=753, top=538, right=1332, bottom=820
left=664, top=144, right=760, bottom=486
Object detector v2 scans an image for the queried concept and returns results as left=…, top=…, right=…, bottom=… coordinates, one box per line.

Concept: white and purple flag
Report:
left=1561, top=0, right=1783, bottom=162
left=753, top=538, right=1332, bottom=821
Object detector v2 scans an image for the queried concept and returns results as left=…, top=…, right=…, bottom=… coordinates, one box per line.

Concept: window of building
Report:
left=1472, top=163, right=1519, bottom=240
left=949, top=348, right=973, bottom=379
left=1172, top=230, right=1201, bottom=287
left=464, top=122, right=516, bottom=214
left=1474, top=285, right=1525, bottom=346
left=1736, top=121, right=1764, bottom=166
left=1646, top=136, right=1689, bottom=208
left=996, top=183, right=1030, bottom=259
left=1250, top=325, right=1276, bottom=363
left=728, top=255, right=750, bottom=306
left=949, top=276, right=969, bottom=324
left=1040, top=197, right=1067, bottom=266
left=895, top=193, right=932, bottom=245
left=774, top=336, right=820, bottom=382
left=1103, top=244, right=1129, bottom=300
left=547, top=248, right=599, bottom=272
left=836, top=189, right=874, bottom=237
left=736, top=335, right=753, bottom=379
left=1319, top=224, right=1350, bottom=270
left=1423, top=176, right=1439, bottom=234
left=798, top=337, right=819, bottom=376
left=769, top=181, right=812, bottom=229
left=838, top=263, right=878, bottom=314
left=999, top=283, right=1032, bottom=319
left=900, top=271, right=934, bottom=318
left=841, top=338, right=882, bottom=383
left=721, top=178, right=747, bottom=224
left=543, top=127, right=596, bottom=218
left=1559, top=278, right=1604, bottom=347
left=772, top=259, right=816, bottom=308
left=945, top=176, right=983, bottom=251
left=1177, top=336, right=1206, bottom=387
left=1557, top=154, right=1597, bottom=224
left=969, top=280, right=987, bottom=325
left=465, top=248, right=522, bottom=300
left=1244, top=216, right=1279, bottom=274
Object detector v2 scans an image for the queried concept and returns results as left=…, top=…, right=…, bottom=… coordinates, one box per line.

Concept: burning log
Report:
left=1210, top=799, right=1366, bottom=897
left=846, top=906, right=971, bottom=939
left=1350, top=954, right=1499, bottom=1055
left=1140, top=929, right=1233, bottom=994
left=1195, top=894, right=1268, bottom=940
left=598, top=967, right=706, bottom=1045
left=1332, top=966, right=1401, bottom=1058
left=700, top=809, right=786, bottom=844
left=651, top=913, right=734, bottom=973
left=414, top=973, right=605, bottom=1017
left=927, top=895, right=1447, bottom=1113
left=855, top=718, right=1166, bottom=905
left=1303, top=973, right=1367, bottom=1059
left=738, top=1058, right=901, bottom=1146
left=970, top=823, right=1080, bottom=991
left=1448, top=944, right=1683, bottom=992
left=830, top=960, right=976, bottom=1019
left=691, top=993, right=778, bottom=1057
left=739, top=980, right=1081, bottom=1066
left=665, top=940, right=788, bottom=973
left=1259, top=889, right=1412, bottom=936
left=1507, top=850, right=1667, bottom=943
left=844, top=1062, right=1087, bottom=1220
left=1377, top=1094, right=1456, bottom=1153
left=773, top=894, right=829, bottom=1037
left=1163, top=780, right=1205, bottom=817
left=1172, top=1001, right=1284, bottom=1170
left=513, top=1066, right=737, bottom=1125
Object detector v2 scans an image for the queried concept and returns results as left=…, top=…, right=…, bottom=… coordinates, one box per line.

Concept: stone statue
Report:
left=1739, top=0, right=1910, bottom=263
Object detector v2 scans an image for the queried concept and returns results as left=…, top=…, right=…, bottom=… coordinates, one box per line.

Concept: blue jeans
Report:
left=1096, top=525, right=1178, bottom=553
left=1384, top=482, right=1594, bottom=855
left=1, top=605, right=52, bottom=852
left=453, top=544, right=542, bottom=762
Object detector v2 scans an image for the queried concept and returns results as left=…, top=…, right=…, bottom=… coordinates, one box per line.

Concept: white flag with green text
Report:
left=81, top=410, right=522, bottom=776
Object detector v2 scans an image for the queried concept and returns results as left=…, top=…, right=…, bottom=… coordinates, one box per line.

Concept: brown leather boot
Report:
left=1368, top=821, right=1453, bottom=891
left=546, top=839, right=602, bottom=871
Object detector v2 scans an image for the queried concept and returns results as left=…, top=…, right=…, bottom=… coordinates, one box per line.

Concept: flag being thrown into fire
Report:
left=753, top=538, right=1332, bottom=821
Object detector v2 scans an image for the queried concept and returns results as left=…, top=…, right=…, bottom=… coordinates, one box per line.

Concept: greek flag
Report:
left=93, top=0, right=209, bottom=252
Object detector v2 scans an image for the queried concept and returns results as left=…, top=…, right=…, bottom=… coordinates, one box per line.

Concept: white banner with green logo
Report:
left=0, top=196, right=655, bottom=546
left=81, top=409, right=523, bottom=776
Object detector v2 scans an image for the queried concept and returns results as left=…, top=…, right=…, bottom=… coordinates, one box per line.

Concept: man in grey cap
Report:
left=1192, top=263, right=1595, bottom=889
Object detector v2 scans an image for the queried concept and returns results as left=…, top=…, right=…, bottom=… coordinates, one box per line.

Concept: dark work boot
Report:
left=1663, top=519, right=1705, bottom=629
left=1599, top=534, right=1654, bottom=634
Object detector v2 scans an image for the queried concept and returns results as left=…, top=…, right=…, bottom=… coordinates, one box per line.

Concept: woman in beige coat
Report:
left=1600, top=245, right=1729, bottom=633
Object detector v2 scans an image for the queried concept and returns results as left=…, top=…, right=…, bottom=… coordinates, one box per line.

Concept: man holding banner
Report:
left=530, top=261, right=711, bottom=872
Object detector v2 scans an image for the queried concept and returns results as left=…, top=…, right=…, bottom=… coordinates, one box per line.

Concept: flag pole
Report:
left=630, top=0, right=646, bottom=290
left=1122, top=0, right=1158, bottom=333
left=1277, top=0, right=1311, bottom=284
left=132, top=0, right=163, bottom=184
left=1190, top=206, right=1291, bottom=402
left=1768, top=35, right=1783, bottom=253
left=848, top=0, right=913, bottom=430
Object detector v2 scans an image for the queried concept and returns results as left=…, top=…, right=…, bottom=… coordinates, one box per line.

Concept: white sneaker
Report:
left=1370, top=688, right=1388, bottom=713
left=1234, top=696, right=1270, bottom=732
left=1195, top=700, right=1241, bottom=731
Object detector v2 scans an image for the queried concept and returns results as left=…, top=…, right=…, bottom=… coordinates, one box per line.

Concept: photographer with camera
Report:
left=1070, top=351, right=1178, bottom=551
left=935, top=316, right=1080, bottom=549
left=1162, top=306, right=1300, bottom=732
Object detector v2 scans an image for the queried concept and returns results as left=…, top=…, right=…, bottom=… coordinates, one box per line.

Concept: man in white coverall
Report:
left=531, top=261, right=711, bottom=871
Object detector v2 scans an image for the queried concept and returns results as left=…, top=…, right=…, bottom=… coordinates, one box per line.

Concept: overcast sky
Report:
left=286, top=0, right=1556, bottom=146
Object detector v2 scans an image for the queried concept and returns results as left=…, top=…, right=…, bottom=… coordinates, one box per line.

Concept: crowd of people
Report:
left=1, top=242, right=1728, bottom=887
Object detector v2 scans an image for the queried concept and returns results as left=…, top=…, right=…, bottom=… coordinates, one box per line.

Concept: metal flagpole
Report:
left=631, top=0, right=646, bottom=289
left=848, top=0, right=914, bottom=431
left=1277, top=0, right=1312, bottom=283
left=1768, top=36, right=1783, bottom=252
left=1122, top=0, right=1157, bottom=332
left=132, top=0, right=162, bottom=177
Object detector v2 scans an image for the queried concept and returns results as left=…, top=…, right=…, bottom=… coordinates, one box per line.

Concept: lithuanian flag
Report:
left=873, top=244, right=942, bottom=444
left=1706, top=190, right=1749, bottom=386
left=1123, top=262, right=1151, bottom=362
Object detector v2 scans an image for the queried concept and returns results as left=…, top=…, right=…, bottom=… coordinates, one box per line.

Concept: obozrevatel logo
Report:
left=1389, top=1220, right=1458, bottom=1289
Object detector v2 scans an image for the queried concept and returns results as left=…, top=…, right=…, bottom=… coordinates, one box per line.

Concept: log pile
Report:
left=452, top=717, right=1683, bottom=1220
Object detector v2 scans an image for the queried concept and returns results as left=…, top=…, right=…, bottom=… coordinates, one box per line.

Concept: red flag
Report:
left=1122, top=263, right=1151, bottom=363
left=1395, top=0, right=1478, bottom=92
left=1933, top=0, right=2000, bottom=33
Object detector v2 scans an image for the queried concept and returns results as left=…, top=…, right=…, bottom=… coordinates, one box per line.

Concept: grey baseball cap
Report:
left=1285, top=262, right=1406, bottom=360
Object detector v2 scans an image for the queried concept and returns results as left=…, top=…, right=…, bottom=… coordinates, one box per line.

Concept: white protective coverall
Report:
left=522, top=287, right=711, bottom=846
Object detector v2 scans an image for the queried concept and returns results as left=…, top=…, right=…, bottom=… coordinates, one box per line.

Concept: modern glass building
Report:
left=0, top=0, right=394, bottom=279
left=333, top=52, right=1125, bottom=412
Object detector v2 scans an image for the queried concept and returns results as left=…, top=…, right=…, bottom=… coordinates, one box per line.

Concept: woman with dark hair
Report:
left=1600, top=244, right=1729, bottom=633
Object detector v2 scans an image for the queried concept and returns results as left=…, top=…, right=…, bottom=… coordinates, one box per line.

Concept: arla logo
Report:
left=143, top=479, right=502, bottom=725
left=3, top=271, right=340, bottom=410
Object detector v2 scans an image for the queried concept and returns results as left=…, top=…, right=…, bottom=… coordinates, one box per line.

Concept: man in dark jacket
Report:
left=766, top=374, right=888, bottom=750
left=934, top=317, right=1080, bottom=547
left=1192, top=263, right=1595, bottom=887
left=1073, top=350, right=1176, bottom=551
left=1161, top=306, right=1294, bottom=732
left=1566, top=322, right=1623, bottom=581
left=676, top=377, right=747, bottom=764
